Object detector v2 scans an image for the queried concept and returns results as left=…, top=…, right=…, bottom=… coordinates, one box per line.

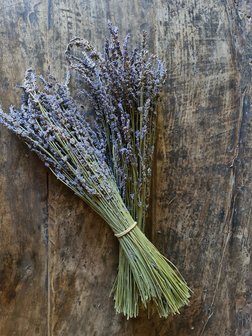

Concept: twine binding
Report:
left=115, top=221, right=137, bottom=238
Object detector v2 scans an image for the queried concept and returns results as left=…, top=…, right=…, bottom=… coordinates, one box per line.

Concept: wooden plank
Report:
left=0, top=1, right=49, bottom=335
left=46, top=1, right=163, bottom=335
left=150, top=0, right=252, bottom=335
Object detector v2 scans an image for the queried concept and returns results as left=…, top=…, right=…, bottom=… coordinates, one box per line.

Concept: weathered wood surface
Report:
left=0, top=0, right=251, bottom=335
left=0, top=2, right=49, bottom=335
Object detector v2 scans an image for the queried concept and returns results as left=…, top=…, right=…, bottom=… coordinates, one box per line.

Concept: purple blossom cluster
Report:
left=66, top=22, right=166, bottom=225
left=0, top=69, right=113, bottom=202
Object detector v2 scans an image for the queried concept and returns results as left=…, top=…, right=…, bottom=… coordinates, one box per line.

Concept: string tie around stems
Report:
left=115, top=221, right=137, bottom=238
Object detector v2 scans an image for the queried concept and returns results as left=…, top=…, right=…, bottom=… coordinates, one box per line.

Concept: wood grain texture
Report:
left=0, top=0, right=251, bottom=335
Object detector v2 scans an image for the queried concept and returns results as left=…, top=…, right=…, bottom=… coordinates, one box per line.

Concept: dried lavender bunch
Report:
left=0, top=70, right=190, bottom=318
left=65, top=24, right=189, bottom=317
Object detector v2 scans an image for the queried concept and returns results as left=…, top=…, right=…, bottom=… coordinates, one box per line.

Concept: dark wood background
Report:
left=0, top=0, right=251, bottom=335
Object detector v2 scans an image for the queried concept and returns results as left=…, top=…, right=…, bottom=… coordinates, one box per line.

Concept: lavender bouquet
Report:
left=0, top=26, right=190, bottom=319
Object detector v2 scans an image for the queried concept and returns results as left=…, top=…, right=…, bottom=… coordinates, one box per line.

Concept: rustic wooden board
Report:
left=0, top=1, right=49, bottom=335
left=153, top=1, right=252, bottom=335
left=0, top=0, right=251, bottom=335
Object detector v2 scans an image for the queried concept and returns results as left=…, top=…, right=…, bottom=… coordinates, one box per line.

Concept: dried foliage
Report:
left=0, top=24, right=190, bottom=319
